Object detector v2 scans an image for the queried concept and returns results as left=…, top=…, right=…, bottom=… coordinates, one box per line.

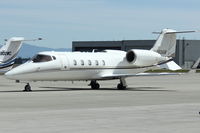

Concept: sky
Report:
left=0, top=0, right=200, bottom=48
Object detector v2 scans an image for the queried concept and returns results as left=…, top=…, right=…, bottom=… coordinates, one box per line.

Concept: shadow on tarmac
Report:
left=0, top=87, right=175, bottom=93
left=40, top=86, right=173, bottom=92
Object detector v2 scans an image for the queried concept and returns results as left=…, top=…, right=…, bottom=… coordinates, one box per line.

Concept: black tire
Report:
left=91, top=84, right=95, bottom=89
left=95, top=83, right=100, bottom=89
left=117, top=83, right=126, bottom=90
left=91, top=83, right=100, bottom=89
left=24, top=84, right=32, bottom=92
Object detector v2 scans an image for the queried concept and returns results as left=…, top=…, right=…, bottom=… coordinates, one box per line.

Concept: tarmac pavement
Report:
left=0, top=73, right=199, bottom=133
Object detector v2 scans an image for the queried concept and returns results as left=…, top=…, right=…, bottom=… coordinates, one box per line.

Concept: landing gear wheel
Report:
left=23, top=83, right=32, bottom=92
left=117, top=83, right=126, bottom=90
left=91, top=83, right=100, bottom=89
left=90, top=81, right=100, bottom=89
left=95, top=83, right=100, bottom=89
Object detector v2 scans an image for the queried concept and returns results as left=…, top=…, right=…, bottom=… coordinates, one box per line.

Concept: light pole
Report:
left=182, top=37, right=189, bottom=68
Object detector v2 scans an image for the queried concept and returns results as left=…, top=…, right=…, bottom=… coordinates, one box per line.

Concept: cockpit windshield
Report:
left=32, top=54, right=52, bottom=63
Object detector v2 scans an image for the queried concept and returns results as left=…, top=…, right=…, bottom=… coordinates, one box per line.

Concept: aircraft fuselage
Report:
left=5, top=50, right=163, bottom=81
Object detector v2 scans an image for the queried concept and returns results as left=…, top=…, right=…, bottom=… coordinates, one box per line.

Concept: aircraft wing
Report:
left=101, top=72, right=182, bottom=79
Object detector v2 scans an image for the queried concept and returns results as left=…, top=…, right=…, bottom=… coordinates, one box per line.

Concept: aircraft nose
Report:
left=5, top=62, right=36, bottom=80
left=5, top=71, right=11, bottom=76
left=5, top=65, right=25, bottom=80
left=5, top=69, right=17, bottom=79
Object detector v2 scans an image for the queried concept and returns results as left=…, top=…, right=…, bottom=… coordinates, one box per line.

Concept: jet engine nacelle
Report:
left=126, top=49, right=167, bottom=67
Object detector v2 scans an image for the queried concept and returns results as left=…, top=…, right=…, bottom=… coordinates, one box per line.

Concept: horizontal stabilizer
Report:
left=158, top=61, right=181, bottom=71
left=152, top=30, right=198, bottom=34
left=191, top=57, right=200, bottom=69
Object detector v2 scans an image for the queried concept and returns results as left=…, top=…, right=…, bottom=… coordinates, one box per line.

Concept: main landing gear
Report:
left=23, top=83, right=32, bottom=92
left=117, top=78, right=127, bottom=90
left=89, top=78, right=127, bottom=90
left=89, top=80, right=100, bottom=89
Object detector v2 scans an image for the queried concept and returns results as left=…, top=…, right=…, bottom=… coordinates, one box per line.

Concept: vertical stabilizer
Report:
left=0, top=37, right=24, bottom=63
left=151, top=29, right=196, bottom=58
left=151, top=29, right=177, bottom=57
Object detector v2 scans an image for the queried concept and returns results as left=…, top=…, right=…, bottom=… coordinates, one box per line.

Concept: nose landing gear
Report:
left=23, top=83, right=32, bottom=92
left=89, top=78, right=127, bottom=90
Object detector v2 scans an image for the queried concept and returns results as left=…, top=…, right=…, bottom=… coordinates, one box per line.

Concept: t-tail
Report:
left=0, top=37, right=24, bottom=72
left=0, top=37, right=24, bottom=63
left=151, top=29, right=196, bottom=70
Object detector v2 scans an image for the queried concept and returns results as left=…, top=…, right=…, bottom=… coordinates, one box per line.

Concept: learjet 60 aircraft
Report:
left=5, top=29, right=195, bottom=91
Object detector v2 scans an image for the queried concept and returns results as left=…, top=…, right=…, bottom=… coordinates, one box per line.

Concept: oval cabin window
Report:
left=81, top=60, right=84, bottom=66
left=95, top=60, right=99, bottom=66
left=73, top=60, right=77, bottom=65
left=88, top=60, right=92, bottom=66
left=102, top=60, right=105, bottom=66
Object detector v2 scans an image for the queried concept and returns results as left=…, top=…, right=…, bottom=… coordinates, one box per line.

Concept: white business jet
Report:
left=5, top=29, right=195, bottom=91
left=0, top=37, right=42, bottom=73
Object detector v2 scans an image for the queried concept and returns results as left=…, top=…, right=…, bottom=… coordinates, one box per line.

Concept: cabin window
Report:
left=32, top=54, right=52, bottom=63
left=73, top=60, right=77, bottom=65
left=95, top=60, right=99, bottom=66
left=102, top=60, right=105, bottom=66
left=88, top=60, right=92, bottom=66
left=81, top=60, right=84, bottom=66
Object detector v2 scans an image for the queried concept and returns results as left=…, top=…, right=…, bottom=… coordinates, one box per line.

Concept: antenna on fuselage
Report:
left=23, top=38, right=43, bottom=42
left=92, top=49, right=97, bottom=53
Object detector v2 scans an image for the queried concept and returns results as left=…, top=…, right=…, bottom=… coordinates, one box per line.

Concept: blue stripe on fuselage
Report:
left=0, top=58, right=15, bottom=68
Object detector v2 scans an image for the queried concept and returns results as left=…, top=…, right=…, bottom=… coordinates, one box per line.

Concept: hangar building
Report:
left=72, top=39, right=200, bottom=69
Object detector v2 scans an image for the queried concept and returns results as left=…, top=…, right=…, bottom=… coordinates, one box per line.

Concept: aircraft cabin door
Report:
left=60, top=54, right=69, bottom=70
